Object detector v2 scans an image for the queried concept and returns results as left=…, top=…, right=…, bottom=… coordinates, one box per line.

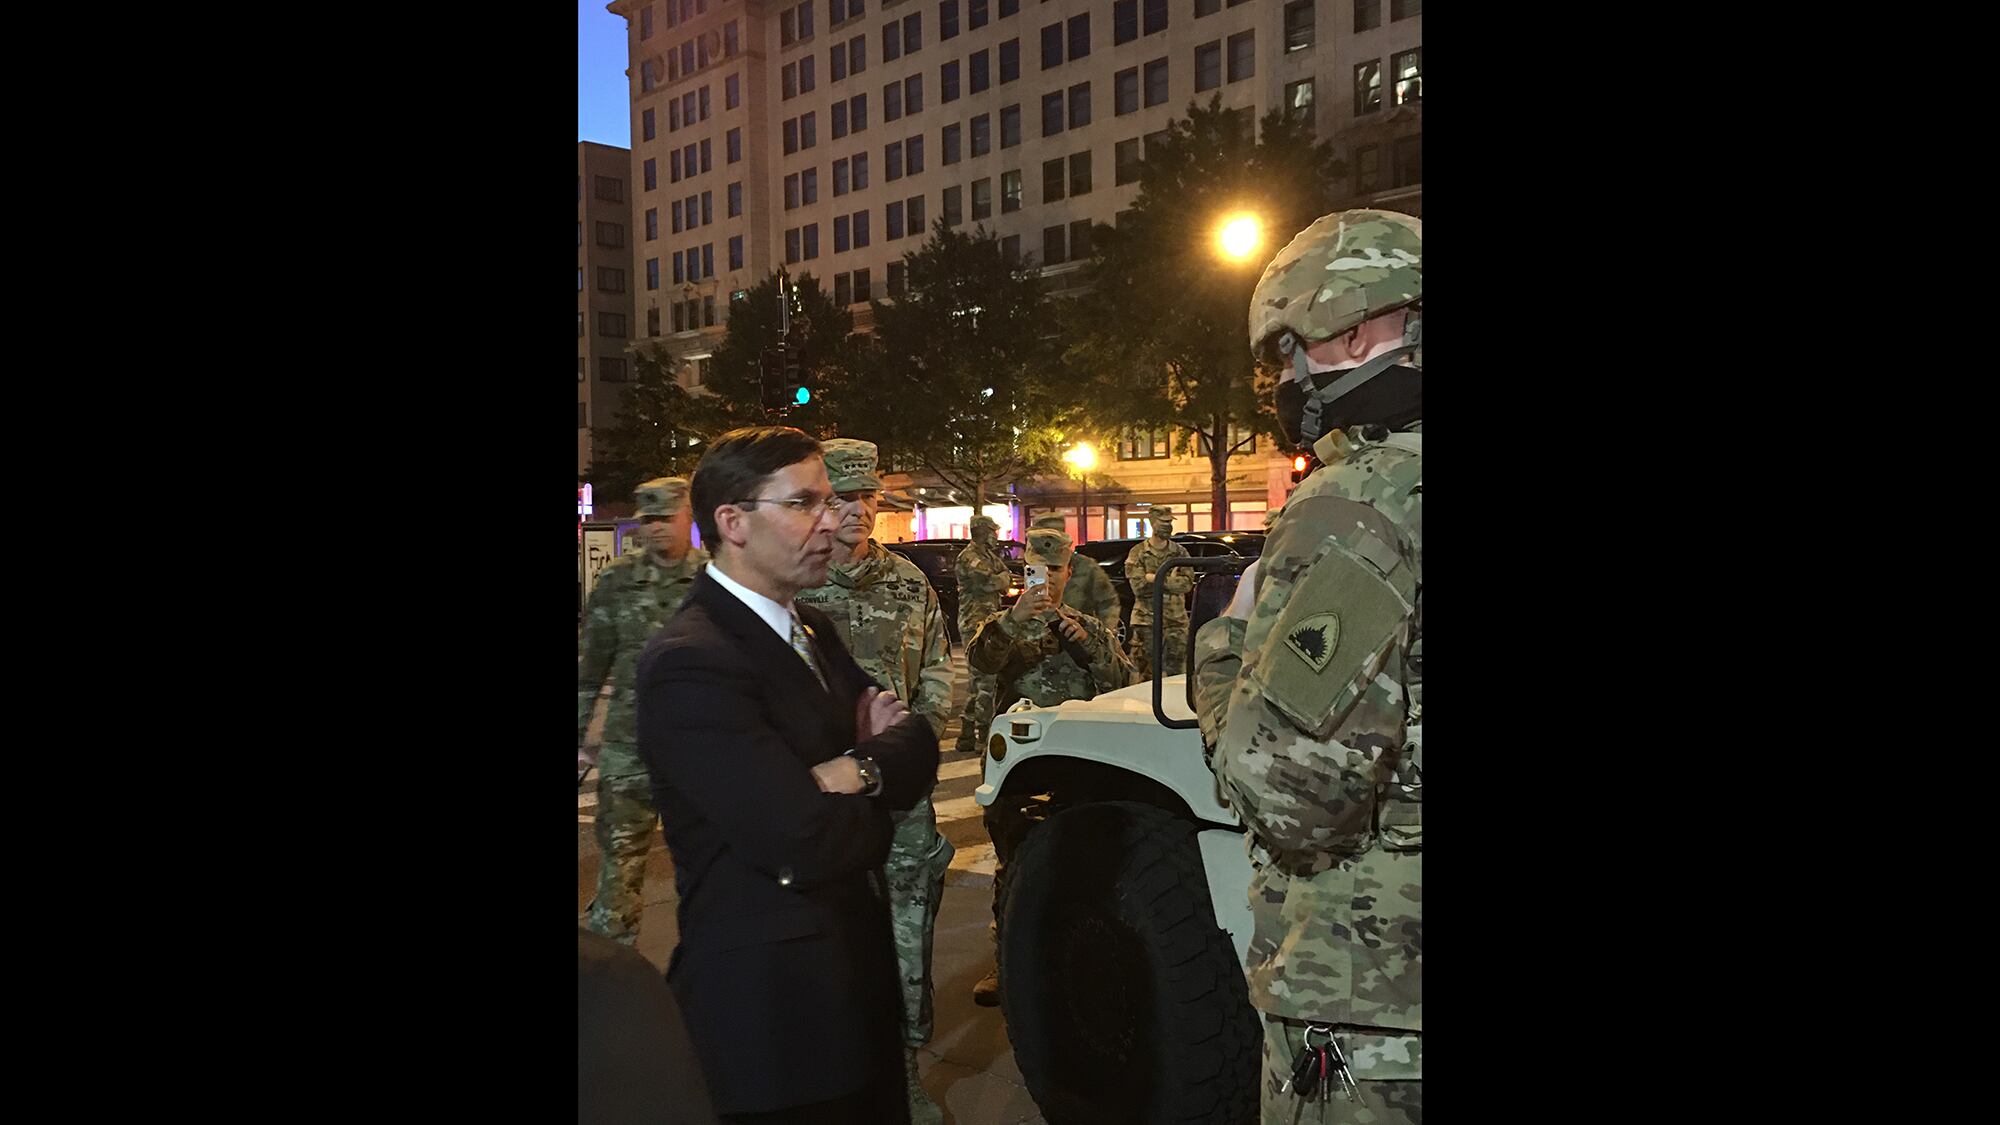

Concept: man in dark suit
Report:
left=637, top=426, right=941, bottom=1125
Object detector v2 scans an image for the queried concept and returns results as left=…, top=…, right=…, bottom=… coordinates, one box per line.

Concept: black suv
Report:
left=883, top=539, right=1026, bottom=646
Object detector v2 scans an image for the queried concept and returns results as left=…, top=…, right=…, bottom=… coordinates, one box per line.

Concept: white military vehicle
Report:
left=976, top=557, right=1260, bottom=1125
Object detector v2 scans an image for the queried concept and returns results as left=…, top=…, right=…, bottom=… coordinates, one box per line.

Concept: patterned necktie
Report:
left=790, top=615, right=827, bottom=688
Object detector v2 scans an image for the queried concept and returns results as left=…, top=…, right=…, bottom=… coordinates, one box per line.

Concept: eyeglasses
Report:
left=731, top=493, right=842, bottom=516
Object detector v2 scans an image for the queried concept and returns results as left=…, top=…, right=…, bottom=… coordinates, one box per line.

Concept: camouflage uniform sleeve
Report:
left=577, top=570, right=621, bottom=746
left=1192, top=614, right=1246, bottom=752
left=1209, top=494, right=1411, bottom=862
left=912, top=583, right=955, bottom=738
left=1083, top=614, right=1132, bottom=693
left=1163, top=542, right=1195, bottom=594
left=966, top=610, right=1035, bottom=677
left=1124, top=545, right=1153, bottom=599
left=1086, top=564, right=1121, bottom=629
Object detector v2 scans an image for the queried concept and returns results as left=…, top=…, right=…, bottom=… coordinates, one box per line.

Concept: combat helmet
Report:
left=1249, top=210, right=1422, bottom=367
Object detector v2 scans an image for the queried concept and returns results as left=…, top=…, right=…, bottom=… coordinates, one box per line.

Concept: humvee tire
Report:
left=997, top=801, right=1259, bottom=1125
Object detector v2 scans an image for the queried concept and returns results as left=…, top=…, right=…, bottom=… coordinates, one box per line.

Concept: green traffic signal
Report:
left=793, top=386, right=812, bottom=405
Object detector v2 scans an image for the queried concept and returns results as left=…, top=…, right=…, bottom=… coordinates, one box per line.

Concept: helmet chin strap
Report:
left=1295, top=340, right=1420, bottom=405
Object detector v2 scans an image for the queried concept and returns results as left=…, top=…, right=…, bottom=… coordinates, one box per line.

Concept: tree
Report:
left=859, top=222, right=1072, bottom=508
left=584, top=271, right=862, bottom=497
left=1062, top=97, right=1344, bottom=525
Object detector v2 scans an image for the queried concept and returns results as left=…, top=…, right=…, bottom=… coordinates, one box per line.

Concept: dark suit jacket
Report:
left=635, top=571, right=939, bottom=1118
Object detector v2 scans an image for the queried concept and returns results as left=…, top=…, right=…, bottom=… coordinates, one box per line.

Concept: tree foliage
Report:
left=1062, top=98, right=1344, bottom=519
left=857, top=221, right=1072, bottom=506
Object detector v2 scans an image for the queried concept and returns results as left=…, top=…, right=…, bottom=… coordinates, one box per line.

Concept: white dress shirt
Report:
left=706, top=561, right=800, bottom=647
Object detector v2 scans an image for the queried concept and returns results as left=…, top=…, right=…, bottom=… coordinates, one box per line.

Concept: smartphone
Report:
left=1024, top=563, right=1048, bottom=588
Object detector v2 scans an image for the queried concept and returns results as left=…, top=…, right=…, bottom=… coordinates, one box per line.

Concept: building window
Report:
left=1000, top=38, right=1020, bottom=83
left=1284, top=1, right=1313, bottom=52
left=1355, top=144, right=1380, bottom=192
left=1195, top=41, right=1219, bottom=92
left=1115, top=68, right=1138, bottom=115
left=1000, top=0, right=1017, bottom=15
left=854, top=209, right=870, bottom=246
left=851, top=35, right=867, bottom=74
left=804, top=223, right=820, bottom=259
left=885, top=19, right=902, bottom=60
left=1069, top=150, right=1091, bottom=196
left=886, top=80, right=902, bottom=121
left=969, top=113, right=990, bottom=156
left=703, top=295, right=717, bottom=326
left=1227, top=30, right=1253, bottom=82
left=1115, top=138, right=1140, bottom=185
left=729, top=235, right=743, bottom=269
left=943, top=184, right=963, bottom=226
left=1001, top=103, right=1022, bottom=147
left=642, top=108, right=656, bottom=141
left=941, top=0, right=959, bottom=39
left=1114, top=0, right=1136, bottom=44
left=836, top=214, right=851, bottom=253
left=834, top=100, right=849, bottom=138
left=1355, top=0, right=1381, bottom=32
left=727, top=128, right=742, bottom=163
left=1355, top=60, right=1382, bottom=115
left=942, top=60, right=960, bottom=102
left=854, top=267, right=871, bottom=302
left=1042, top=157, right=1065, bottom=202
left=1195, top=0, right=1218, bottom=17
left=1001, top=168, right=1022, bottom=212
left=1119, top=427, right=1170, bottom=459
left=971, top=49, right=990, bottom=92
left=802, top=168, right=817, bottom=203
left=672, top=302, right=686, bottom=332
left=727, top=73, right=741, bottom=108
left=1069, top=82, right=1091, bottom=128
left=785, top=118, right=800, bottom=154
left=597, top=221, right=624, bottom=248
left=1041, top=22, right=1061, bottom=69
left=887, top=140, right=904, bottom=180
left=851, top=92, right=868, bottom=131
left=944, top=123, right=962, bottom=164
left=672, top=249, right=684, bottom=282
left=1284, top=77, right=1315, bottom=132
left=970, top=0, right=988, bottom=29
left=836, top=272, right=852, bottom=305
left=905, top=74, right=923, bottom=114
left=855, top=152, right=870, bottom=187
left=599, top=312, right=628, bottom=337
left=1042, top=224, right=1067, bottom=265
left=1068, top=218, right=1092, bottom=258
left=598, top=266, right=626, bottom=292
left=1144, top=57, right=1168, bottom=106
left=700, top=85, right=712, bottom=119
left=1143, top=0, right=1166, bottom=34
left=641, top=4, right=655, bottom=39
left=904, top=11, right=922, bottom=52
left=801, top=112, right=817, bottom=149
left=728, top=181, right=742, bottom=216
left=577, top=310, right=584, bottom=337
left=578, top=402, right=587, bottom=429
left=1043, top=92, right=1064, bottom=137
left=1145, top=128, right=1170, bottom=158
left=785, top=174, right=801, bottom=209
left=972, top=177, right=992, bottom=219
left=1392, top=0, right=1420, bottom=20
left=889, top=260, right=908, bottom=296
left=832, top=39, right=848, bottom=81
left=907, top=192, right=924, bottom=231
left=1069, top=13, right=1090, bottom=59
left=887, top=198, right=905, bottom=239
left=599, top=356, right=630, bottom=383
left=1392, top=47, right=1421, bottom=105
left=787, top=227, right=802, bottom=262
left=645, top=208, right=659, bottom=240
left=1391, top=133, right=1421, bottom=187
left=836, top=158, right=851, bottom=195
left=647, top=307, right=661, bottom=336
left=800, top=54, right=816, bottom=93
left=671, top=151, right=682, bottom=183
left=1001, top=233, right=1020, bottom=265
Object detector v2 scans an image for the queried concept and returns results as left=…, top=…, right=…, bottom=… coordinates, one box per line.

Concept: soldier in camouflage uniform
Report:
left=578, top=477, right=710, bottom=946
left=1029, top=512, right=1121, bottom=636
left=1194, top=210, right=1423, bottom=1124
left=965, top=526, right=1130, bottom=1005
left=1125, top=508, right=1195, bottom=680
left=953, top=515, right=1011, bottom=756
left=795, top=439, right=956, bottom=1125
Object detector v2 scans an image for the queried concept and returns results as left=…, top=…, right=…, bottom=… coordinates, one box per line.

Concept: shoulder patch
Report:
left=1284, top=613, right=1340, bottom=672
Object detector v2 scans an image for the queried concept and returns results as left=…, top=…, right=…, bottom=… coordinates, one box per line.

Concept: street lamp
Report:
left=1062, top=441, right=1098, bottom=543
left=1216, top=211, right=1264, bottom=263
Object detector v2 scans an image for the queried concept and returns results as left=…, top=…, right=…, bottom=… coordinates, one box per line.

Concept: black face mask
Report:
left=1276, top=364, right=1423, bottom=448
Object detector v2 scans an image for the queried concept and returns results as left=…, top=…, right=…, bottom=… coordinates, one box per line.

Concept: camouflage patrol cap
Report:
left=1149, top=508, right=1176, bottom=528
left=821, top=438, right=884, bottom=492
left=1249, top=209, right=1422, bottom=363
left=1023, top=527, right=1074, bottom=566
left=633, top=477, right=691, bottom=517
left=1030, top=513, right=1068, bottom=532
left=970, top=514, right=999, bottom=533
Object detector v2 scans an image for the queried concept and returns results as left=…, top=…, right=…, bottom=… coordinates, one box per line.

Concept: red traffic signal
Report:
left=1292, top=455, right=1308, bottom=473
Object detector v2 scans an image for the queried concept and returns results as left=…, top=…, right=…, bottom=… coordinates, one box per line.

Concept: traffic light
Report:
left=759, top=347, right=787, bottom=413
left=1290, top=454, right=1311, bottom=485
left=783, top=348, right=806, bottom=408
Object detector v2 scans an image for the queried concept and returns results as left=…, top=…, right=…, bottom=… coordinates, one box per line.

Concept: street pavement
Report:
left=578, top=647, right=1048, bottom=1125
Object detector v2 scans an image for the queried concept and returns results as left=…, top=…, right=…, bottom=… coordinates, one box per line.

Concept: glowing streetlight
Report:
left=1217, top=212, right=1264, bottom=263
left=1063, top=442, right=1098, bottom=543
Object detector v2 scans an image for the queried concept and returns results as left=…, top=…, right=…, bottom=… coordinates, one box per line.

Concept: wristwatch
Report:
left=852, top=755, right=884, bottom=797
